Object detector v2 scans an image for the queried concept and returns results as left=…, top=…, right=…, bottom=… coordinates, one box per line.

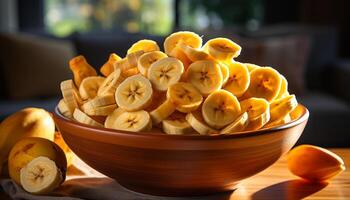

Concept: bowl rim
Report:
left=53, top=104, right=309, bottom=140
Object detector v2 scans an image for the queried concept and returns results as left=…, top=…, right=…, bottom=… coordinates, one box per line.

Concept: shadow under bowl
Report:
left=53, top=104, right=309, bottom=196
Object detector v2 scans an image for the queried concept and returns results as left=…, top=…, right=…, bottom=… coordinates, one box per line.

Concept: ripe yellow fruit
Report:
left=0, top=108, right=55, bottom=175
left=288, top=145, right=345, bottom=182
left=8, top=137, right=67, bottom=185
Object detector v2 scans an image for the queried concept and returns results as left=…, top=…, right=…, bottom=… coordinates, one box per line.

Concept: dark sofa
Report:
left=0, top=25, right=349, bottom=147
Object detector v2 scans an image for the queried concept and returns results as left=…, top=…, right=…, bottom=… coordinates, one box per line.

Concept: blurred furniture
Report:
left=0, top=24, right=349, bottom=147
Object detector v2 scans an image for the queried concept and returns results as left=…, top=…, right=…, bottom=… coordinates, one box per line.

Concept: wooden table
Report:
left=1, top=148, right=349, bottom=199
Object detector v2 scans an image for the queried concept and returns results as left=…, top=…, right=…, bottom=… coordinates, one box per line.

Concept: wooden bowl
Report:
left=53, top=104, right=309, bottom=196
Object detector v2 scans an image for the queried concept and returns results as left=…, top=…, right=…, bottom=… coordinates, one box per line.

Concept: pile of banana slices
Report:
left=59, top=31, right=298, bottom=135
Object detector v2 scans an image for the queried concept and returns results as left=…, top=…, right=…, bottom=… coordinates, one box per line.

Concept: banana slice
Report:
left=244, top=63, right=260, bottom=72
left=162, top=112, right=194, bottom=135
left=270, top=94, right=298, bottom=122
left=123, top=67, right=139, bottom=77
left=114, top=50, right=144, bottom=72
left=138, top=51, right=168, bottom=76
left=223, top=61, right=250, bottom=97
left=177, top=42, right=210, bottom=62
left=115, top=74, right=153, bottom=111
left=204, top=38, right=241, bottom=60
left=82, top=95, right=116, bottom=110
left=264, top=114, right=291, bottom=129
left=240, top=98, right=270, bottom=131
left=57, top=99, right=72, bottom=118
left=20, top=156, right=64, bottom=195
left=97, top=68, right=125, bottom=96
left=104, top=107, right=126, bottom=128
left=127, top=39, right=160, bottom=54
left=164, top=31, right=202, bottom=56
left=219, top=62, right=230, bottom=85
left=69, top=55, right=97, bottom=87
left=186, top=111, right=217, bottom=135
left=100, top=53, right=122, bottom=76
left=150, top=99, right=176, bottom=124
left=167, top=82, right=203, bottom=113
left=60, top=80, right=82, bottom=114
left=275, top=74, right=289, bottom=99
left=220, top=112, right=249, bottom=135
left=83, top=104, right=117, bottom=116
left=73, top=108, right=103, bottom=127
left=202, top=89, right=241, bottom=129
left=107, top=110, right=152, bottom=132
left=148, top=57, right=184, bottom=91
left=186, top=60, right=223, bottom=96
left=79, top=76, right=105, bottom=100
left=245, top=67, right=282, bottom=102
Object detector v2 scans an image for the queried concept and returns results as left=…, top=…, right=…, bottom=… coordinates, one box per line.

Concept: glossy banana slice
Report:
left=57, top=99, right=72, bottom=118
left=223, top=61, right=250, bottom=97
left=270, top=94, right=298, bottom=122
left=167, top=82, right=203, bottom=113
left=60, top=80, right=82, bottom=114
left=108, top=110, right=152, bottom=132
left=186, top=60, right=223, bottom=96
left=82, top=94, right=115, bottom=110
left=115, top=74, right=153, bottom=111
left=83, top=104, right=117, bottom=116
left=204, top=38, right=241, bottom=60
left=202, top=90, right=241, bottom=129
left=220, top=112, right=249, bottom=134
left=150, top=99, right=176, bottom=124
left=79, top=76, right=105, bottom=100
left=264, top=114, right=291, bottom=129
left=177, top=42, right=210, bottom=62
left=186, top=111, right=217, bottom=135
left=275, top=74, right=289, bottom=99
left=244, top=63, right=260, bottom=72
left=148, top=57, right=184, bottom=91
left=162, top=112, right=194, bottom=135
left=97, top=68, right=125, bottom=96
left=219, top=62, right=230, bottom=85
left=127, top=39, right=160, bottom=54
left=164, top=31, right=202, bottom=56
left=114, top=50, right=144, bottom=72
left=69, top=55, right=97, bottom=87
left=137, top=51, right=167, bottom=76
left=100, top=53, right=122, bottom=76
left=104, top=107, right=126, bottom=128
left=245, top=67, right=282, bottom=102
left=73, top=108, right=103, bottom=127
left=240, top=98, right=270, bottom=131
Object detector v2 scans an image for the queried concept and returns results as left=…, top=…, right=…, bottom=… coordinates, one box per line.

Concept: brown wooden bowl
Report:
left=53, top=104, right=309, bottom=196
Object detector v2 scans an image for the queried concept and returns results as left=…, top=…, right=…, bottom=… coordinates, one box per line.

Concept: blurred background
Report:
left=0, top=0, right=349, bottom=147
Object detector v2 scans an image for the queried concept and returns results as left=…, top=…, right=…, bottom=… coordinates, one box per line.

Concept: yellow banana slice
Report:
left=57, top=99, right=72, bottom=118
left=240, top=98, right=270, bottom=131
left=164, top=31, right=202, bottom=56
left=100, top=53, right=122, bottom=76
left=220, top=112, right=249, bottom=135
left=223, top=61, right=250, bottom=97
left=150, top=99, right=176, bottom=124
left=69, top=55, right=97, bottom=87
left=114, top=50, right=144, bottom=72
left=97, top=68, right=125, bottom=96
left=60, top=80, right=82, bottom=114
left=275, top=74, right=289, bottom=99
left=107, top=110, right=152, bottom=132
left=177, top=42, right=210, bottom=62
left=270, top=94, right=298, bottom=122
left=219, top=62, right=230, bottom=85
left=123, top=67, right=139, bottom=77
left=82, top=94, right=116, bottom=110
left=202, top=89, right=241, bottom=129
left=264, top=114, right=291, bottom=129
left=137, top=51, right=168, bottom=76
left=167, top=82, right=203, bottom=113
left=83, top=104, right=117, bottom=116
left=245, top=67, right=282, bottom=102
left=162, top=112, right=194, bottom=135
left=186, top=60, right=223, bottom=96
left=186, top=111, right=218, bottom=135
left=148, top=57, right=184, bottom=91
left=204, top=38, right=241, bottom=60
left=115, top=74, right=153, bottom=111
left=127, top=39, right=160, bottom=54
left=73, top=108, right=103, bottom=127
left=104, top=107, right=126, bottom=128
left=244, top=63, right=260, bottom=72
left=79, top=76, right=105, bottom=100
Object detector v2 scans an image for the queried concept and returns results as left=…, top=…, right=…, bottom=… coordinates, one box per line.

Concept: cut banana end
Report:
left=270, top=94, right=298, bottom=122
left=127, top=39, right=160, bottom=54
left=186, top=111, right=218, bottom=135
left=57, top=99, right=72, bottom=118
left=167, top=82, right=203, bottom=113
left=186, top=60, right=223, bottom=96
left=223, top=61, right=250, bottom=97
left=73, top=108, right=103, bottom=127
left=205, top=38, right=241, bottom=61
left=148, top=57, right=184, bottom=91
left=150, top=99, right=176, bottom=124
left=220, top=112, right=249, bottom=135
left=138, top=51, right=167, bottom=76
left=107, top=110, right=152, bottom=132
left=202, top=90, right=241, bottom=129
left=97, top=68, right=125, bottom=96
left=240, top=98, right=270, bottom=131
left=115, top=74, right=153, bottom=111
left=162, top=112, right=194, bottom=135
left=20, top=156, right=63, bottom=195
left=79, top=76, right=105, bottom=100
